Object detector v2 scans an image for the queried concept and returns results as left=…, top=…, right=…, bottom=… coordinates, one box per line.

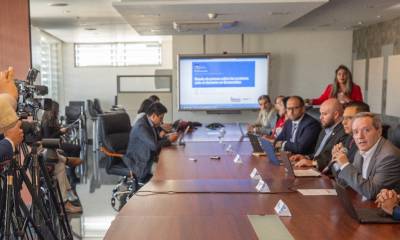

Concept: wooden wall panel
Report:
left=0, top=0, right=31, bottom=80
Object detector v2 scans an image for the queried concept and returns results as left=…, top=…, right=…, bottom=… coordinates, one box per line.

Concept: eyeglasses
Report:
left=286, top=106, right=302, bottom=111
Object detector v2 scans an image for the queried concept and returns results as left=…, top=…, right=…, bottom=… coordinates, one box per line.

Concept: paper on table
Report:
left=297, top=189, right=337, bottom=196
left=247, top=215, right=294, bottom=240
left=294, top=169, right=321, bottom=177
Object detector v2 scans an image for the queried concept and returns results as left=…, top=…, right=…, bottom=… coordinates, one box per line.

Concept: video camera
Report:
left=15, top=68, right=52, bottom=144
left=15, top=68, right=52, bottom=119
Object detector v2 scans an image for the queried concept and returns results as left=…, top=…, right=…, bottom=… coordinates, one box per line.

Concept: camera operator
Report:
left=41, top=101, right=83, bottom=212
left=41, top=101, right=82, bottom=182
left=0, top=67, right=23, bottom=162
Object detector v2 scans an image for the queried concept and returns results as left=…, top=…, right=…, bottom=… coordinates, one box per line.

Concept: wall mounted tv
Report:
left=178, top=53, right=270, bottom=111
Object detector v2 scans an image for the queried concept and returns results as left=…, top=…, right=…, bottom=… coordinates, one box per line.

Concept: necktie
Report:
left=290, top=122, right=298, bottom=142
left=314, top=130, right=331, bottom=157
left=361, top=156, right=367, bottom=179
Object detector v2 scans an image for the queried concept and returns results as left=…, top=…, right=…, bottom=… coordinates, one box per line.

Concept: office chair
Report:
left=93, top=98, right=104, bottom=114
left=389, top=124, right=400, bottom=149
left=98, top=112, right=139, bottom=211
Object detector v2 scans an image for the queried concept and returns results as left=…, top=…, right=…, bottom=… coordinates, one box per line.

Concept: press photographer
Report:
left=0, top=67, right=23, bottom=162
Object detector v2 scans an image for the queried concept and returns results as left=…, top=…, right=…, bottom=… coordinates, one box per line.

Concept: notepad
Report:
left=293, top=169, right=321, bottom=177
left=247, top=215, right=294, bottom=240
left=297, top=189, right=337, bottom=196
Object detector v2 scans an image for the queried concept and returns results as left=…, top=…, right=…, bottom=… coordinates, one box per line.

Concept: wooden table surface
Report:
left=104, top=125, right=400, bottom=240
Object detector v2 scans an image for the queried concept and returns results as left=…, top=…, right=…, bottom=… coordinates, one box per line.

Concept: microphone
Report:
left=322, top=147, right=348, bottom=174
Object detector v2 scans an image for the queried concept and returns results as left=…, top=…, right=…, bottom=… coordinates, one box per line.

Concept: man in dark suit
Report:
left=334, top=101, right=370, bottom=164
left=275, top=96, right=321, bottom=155
left=123, top=102, right=178, bottom=182
left=334, top=112, right=400, bottom=200
left=290, top=98, right=346, bottom=171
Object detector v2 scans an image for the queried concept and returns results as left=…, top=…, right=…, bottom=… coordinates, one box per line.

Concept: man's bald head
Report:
left=319, top=98, right=343, bottom=128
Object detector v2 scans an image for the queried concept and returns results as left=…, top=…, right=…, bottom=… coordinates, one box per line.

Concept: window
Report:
left=74, top=42, right=162, bottom=67
left=40, top=37, right=62, bottom=101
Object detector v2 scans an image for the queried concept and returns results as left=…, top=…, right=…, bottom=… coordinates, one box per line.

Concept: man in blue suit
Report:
left=123, top=102, right=178, bottom=182
left=275, top=96, right=321, bottom=155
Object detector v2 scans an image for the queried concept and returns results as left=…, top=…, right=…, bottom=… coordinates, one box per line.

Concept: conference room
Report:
left=1, top=0, right=400, bottom=239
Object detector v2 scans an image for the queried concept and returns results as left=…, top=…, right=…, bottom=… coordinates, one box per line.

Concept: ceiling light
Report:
left=268, top=11, right=290, bottom=16
left=377, top=15, right=382, bottom=19
left=84, top=27, right=97, bottom=31
left=358, top=21, right=363, bottom=25
left=208, top=13, right=218, bottom=20
left=150, top=29, right=161, bottom=33
left=63, top=10, right=70, bottom=14
left=48, top=3, right=69, bottom=7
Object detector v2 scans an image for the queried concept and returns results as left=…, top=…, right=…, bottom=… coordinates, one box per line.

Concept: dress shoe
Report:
left=64, top=201, right=82, bottom=214
left=66, top=157, right=83, bottom=167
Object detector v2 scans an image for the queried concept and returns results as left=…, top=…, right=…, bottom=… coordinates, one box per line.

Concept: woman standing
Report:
left=307, top=65, right=363, bottom=105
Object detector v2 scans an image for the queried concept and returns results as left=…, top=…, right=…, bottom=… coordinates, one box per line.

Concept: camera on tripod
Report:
left=15, top=68, right=52, bottom=145
left=15, top=68, right=52, bottom=118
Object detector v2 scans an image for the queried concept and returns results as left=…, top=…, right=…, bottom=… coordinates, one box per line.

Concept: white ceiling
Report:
left=113, top=0, right=327, bottom=35
left=30, top=0, right=400, bottom=42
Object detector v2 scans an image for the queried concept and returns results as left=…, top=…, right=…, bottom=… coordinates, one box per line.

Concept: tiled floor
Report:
left=70, top=151, right=121, bottom=240
left=70, top=184, right=117, bottom=240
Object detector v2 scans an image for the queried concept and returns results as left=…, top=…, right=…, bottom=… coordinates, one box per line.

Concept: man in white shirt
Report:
left=333, top=112, right=400, bottom=200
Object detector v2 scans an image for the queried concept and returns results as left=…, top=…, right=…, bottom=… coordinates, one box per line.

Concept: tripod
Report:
left=0, top=142, right=73, bottom=240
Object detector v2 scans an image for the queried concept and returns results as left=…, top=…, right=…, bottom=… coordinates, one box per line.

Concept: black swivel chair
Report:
left=93, top=98, right=104, bottom=115
left=389, top=124, right=400, bottom=149
left=98, top=112, right=138, bottom=211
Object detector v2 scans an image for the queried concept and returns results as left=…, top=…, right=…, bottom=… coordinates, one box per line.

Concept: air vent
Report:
left=173, top=20, right=238, bottom=32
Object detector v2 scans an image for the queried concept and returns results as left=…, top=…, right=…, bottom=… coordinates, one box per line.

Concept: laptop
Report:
left=237, top=122, right=248, bottom=140
left=280, top=152, right=321, bottom=177
left=259, top=138, right=281, bottom=166
left=171, top=125, right=190, bottom=146
left=248, top=133, right=266, bottom=156
left=334, top=182, right=400, bottom=224
left=178, top=125, right=190, bottom=145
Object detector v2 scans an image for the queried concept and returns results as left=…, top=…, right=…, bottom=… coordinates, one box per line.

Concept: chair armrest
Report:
left=100, top=147, right=123, bottom=158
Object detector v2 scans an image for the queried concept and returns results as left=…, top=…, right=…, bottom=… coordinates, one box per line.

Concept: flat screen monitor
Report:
left=178, top=53, right=270, bottom=111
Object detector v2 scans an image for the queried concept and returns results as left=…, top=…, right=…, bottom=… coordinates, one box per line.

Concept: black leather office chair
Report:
left=93, top=98, right=104, bottom=114
left=87, top=99, right=98, bottom=118
left=98, top=112, right=138, bottom=211
left=389, top=124, right=400, bottom=149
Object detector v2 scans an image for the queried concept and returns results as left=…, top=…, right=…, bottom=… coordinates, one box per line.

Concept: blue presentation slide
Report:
left=192, top=61, right=255, bottom=88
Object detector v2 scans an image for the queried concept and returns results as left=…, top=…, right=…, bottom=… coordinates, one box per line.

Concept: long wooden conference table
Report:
left=105, top=125, right=400, bottom=239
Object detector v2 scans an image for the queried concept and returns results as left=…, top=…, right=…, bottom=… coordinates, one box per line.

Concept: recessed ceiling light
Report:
left=139, top=14, right=160, bottom=17
left=377, top=15, right=382, bottom=19
left=84, top=27, right=97, bottom=31
left=63, top=10, right=71, bottom=14
left=208, top=13, right=218, bottom=20
left=358, top=21, right=363, bottom=25
left=268, top=11, right=290, bottom=16
left=48, top=3, right=69, bottom=7
left=150, top=29, right=161, bottom=33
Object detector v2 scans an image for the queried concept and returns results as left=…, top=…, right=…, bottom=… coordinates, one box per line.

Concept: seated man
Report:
left=248, top=95, right=277, bottom=135
left=291, top=98, right=346, bottom=171
left=275, top=96, right=321, bottom=155
left=333, top=101, right=370, bottom=164
left=375, top=189, right=400, bottom=220
left=123, top=102, right=178, bottom=182
left=334, top=112, right=400, bottom=200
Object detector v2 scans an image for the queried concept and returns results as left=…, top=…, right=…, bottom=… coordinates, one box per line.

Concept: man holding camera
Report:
left=0, top=67, right=23, bottom=162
